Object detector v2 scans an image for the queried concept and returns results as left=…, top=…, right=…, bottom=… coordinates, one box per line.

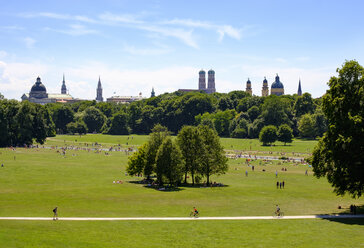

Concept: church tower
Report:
left=151, top=87, right=155, bottom=97
left=246, top=78, right=252, bottom=95
left=297, top=79, right=302, bottom=96
left=96, top=76, right=103, bottom=102
left=207, top=69, right=216, bottom=93
left=61, top=74, right=67, bottom=94
left=198, top=70, right=206, bottom=90
left=262, top=77, right=269, bottom=96
left=270, top=74, right=284, bottom=96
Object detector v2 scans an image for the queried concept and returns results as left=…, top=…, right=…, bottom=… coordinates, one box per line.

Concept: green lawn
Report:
left=0, top=134, right=363, bottom=247
left=0, top=219, right=364, bottom=248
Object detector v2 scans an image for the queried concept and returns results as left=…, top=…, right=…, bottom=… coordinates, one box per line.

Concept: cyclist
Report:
left=193, top=207, right=199, bottom=217
left=275, top=205, right=281, bottom=216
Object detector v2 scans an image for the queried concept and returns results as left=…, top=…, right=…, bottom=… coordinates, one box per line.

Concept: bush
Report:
left=259, top=125, right=278, bottom=146
left=231, top=128, right=247, bottom=138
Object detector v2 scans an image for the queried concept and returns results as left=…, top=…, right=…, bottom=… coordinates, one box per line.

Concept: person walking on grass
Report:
left=53, top=207, right=58, bottom=220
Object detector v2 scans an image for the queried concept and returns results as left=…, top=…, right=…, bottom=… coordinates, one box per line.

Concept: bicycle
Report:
left=190, top=211, right=200, bottom=218
left=272, top=211, right=284, bottom=218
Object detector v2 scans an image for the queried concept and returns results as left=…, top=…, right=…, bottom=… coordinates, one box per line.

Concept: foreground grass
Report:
left=1, top=135, right=362, bottom=247
left=0, top=146, right=362, bottom=217
left=0, top=219, right=363, bottom=248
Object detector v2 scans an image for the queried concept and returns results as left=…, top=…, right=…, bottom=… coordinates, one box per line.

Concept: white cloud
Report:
left=98, top=12, right=143, bottom=25
left=0, top=51, right=7, bottom=58
left=123, top=44, right=171, bottom=56
left=163, top=18, right=242, bottom=41
left=19, top=12, right=243, bottom=48
left=0, top=60, right=49, bottom=99
left=44, top=24, right=98, bottom=36
left=139, top=25, right=198, bottom=48
left=23, top=37, right=36, bottom=48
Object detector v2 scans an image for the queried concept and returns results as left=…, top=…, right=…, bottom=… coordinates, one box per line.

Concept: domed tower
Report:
left=29, top=77, right=48, bottom=99
left=198, top=70, right=206, bottom=90
left=297, top=79, right=302, bottom=96
left=61, top=74, right=67, bottom=94
left=207, top=69, right=216, bottom=93
left=246, top=78, right=252, bottom=95
left=270, top=74, right=284, bottom=96
left=262, top=77, right=269, bottom=96
left=96, top=76, right=103, bottom=102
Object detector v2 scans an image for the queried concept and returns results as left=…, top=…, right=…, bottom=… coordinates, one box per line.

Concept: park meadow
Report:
left=0, top=134, right=363, bottom=248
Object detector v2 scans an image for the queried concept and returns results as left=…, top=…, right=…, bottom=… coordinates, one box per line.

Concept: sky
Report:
left=1, top=0, right=364, bottom=100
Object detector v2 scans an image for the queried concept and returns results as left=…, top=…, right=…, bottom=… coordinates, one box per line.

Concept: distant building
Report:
left=245, top=78, right=252, bottom=95
left=270, top=74, right=284, bottom=96
left=198, top=70, right=206, bottom=90
left=179, top=69, right=216, bottom=94
left=297, top=79, right=302, bottom=96
left=262, top=77, right=269, bottom=96
left=96, top=77, right=103, bottom=102
left=206, top=69, right=216, bottom=93
left=151, top=87, right=155, bottom=97
left=21, top=76, right=74, bottom=104
left=107, top=92, right=145, bottom=104
left=61, top=74, right=67, bottom=94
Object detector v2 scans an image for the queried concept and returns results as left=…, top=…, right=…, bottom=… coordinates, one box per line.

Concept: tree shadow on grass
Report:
left=320, top=204, right=364, bottom=226
left=127, top=180, right=229, bottom=192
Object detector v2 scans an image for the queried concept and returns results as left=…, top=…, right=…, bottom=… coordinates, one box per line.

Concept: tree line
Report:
left=127, top=124, right=228, bottom=187
left=0, top=86, right=326, bottom=147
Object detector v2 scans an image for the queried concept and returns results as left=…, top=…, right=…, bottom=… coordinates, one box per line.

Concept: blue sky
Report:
left=1, top=0, right=364, bottom=100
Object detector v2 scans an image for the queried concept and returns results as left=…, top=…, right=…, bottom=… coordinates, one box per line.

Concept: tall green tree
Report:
left=277, top=124, right=293, bottom=145
left=259, top=125, right=278, bottom=146
left=156, top=137, right=184, bottom=186
left=298, top=114, right=316, bottom=138
left=144, top=124, right=169, bottom=178
left=106, top=112, right=130, bottom=135
left=177, top=126, right=203, bottom=185
left=311, top=60, right=364, bottom=197
left=52, top=105, right=74, bottom=134
left=198, top=125, right=228, bottom=185
left=15, top=101, right=34, bottom=146
left=82, top=106, right=106, bottom=133
left=127, top=143, right=148, bottom=176
left=294, top=93, right=315, bottom=117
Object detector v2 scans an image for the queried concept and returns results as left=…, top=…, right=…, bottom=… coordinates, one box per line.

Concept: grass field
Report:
left=0, top=134, right=363, bottom=247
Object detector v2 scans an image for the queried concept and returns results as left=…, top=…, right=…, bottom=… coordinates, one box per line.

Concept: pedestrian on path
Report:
left=276, top=181, right=279, bottom=189
left=245, top=170, right=248, bottom=177
left=282, top=181, right=285, bottom=189
left=53, top=207, right=58, bottom=220
left=275, top=170, right=278, bottom=178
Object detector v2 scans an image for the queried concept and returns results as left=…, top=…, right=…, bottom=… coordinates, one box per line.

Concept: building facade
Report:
left=96, top=77, right=103, bottom=102
left=179, top=69, right=216, bottom=94
left=297, top=79, right=302, bottom=96
left=21, top=76, right=74, bottom=104
left=107, top=92, right=145, bottom=104
left=262, top=77, right=269, bottom=96
left=270, top=74, right=285, bottom=96
left=245, top=78, right=252, bottom=95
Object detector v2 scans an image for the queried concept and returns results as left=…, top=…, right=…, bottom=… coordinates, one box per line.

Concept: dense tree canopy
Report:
left=311, top=60, right=364, bottom=198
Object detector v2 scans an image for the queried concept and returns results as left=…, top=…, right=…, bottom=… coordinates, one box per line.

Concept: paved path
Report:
left=0, top=215, right=363, bottom=221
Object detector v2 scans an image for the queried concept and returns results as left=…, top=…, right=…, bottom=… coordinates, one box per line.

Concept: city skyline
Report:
left=1, top=0, right=364, bottom=100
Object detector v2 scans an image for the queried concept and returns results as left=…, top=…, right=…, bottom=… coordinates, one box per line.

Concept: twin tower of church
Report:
left=245, top=74, right=303, bottom=96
